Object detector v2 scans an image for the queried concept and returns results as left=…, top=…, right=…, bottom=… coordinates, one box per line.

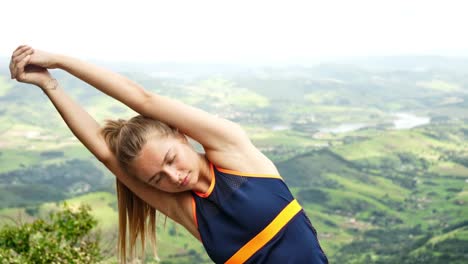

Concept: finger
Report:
left=10, top=46, right=32, bottom=78
left=13, top=45, right=25, bottom=53
left=13, top=49, right=33, bottom=65
left=11, top=47, right=32, bottom=73
left=12, top=46, right=32, bottom=60
left=10, top=59, right=17, bottom=79
left=15, top=55, right=31, bottom=81
left=11, top=49, right=34, bottom=78
left=9, top=47, right=26, bottom=78
left=12, top=45, right=26, bottom=57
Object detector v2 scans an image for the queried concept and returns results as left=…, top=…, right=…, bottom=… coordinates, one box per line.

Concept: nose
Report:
left=163, top=165, right=181, bottom=184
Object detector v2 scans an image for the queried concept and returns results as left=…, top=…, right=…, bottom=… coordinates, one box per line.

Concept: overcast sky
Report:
left=1, top=0, right=467, bottom=63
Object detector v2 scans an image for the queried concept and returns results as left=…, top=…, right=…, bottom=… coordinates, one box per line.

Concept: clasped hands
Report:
left=9, top=45, right=57, bottom=89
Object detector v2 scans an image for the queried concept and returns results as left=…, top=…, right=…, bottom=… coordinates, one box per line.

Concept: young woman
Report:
left=9, top=45, right=328, bottom=263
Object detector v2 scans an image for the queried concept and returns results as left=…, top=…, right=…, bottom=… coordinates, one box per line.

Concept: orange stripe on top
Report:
left=225, top=199, right=302, bottom=264
left=191, top=195, right=198, bottom=229
left=216, top=167, right=283, bottom=180
left=191, top=195, right=203, bottom=242
left=194, top=163, right=216, bottom=198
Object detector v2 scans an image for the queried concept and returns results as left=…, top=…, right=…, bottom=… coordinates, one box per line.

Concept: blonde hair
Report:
left=100, top=115, right=180, bottom=263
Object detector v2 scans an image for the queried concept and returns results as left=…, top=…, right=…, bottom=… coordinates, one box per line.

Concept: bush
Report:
left=0, top=203, right=102, bottom=263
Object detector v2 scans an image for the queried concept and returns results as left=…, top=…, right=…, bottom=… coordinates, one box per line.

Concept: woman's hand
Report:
left=9, top=45, right=53, bottom=88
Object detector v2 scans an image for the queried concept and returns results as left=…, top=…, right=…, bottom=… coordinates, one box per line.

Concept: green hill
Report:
left=276, top=124, right=468, bottom=262
left=1, top=60, right=467, bottom=263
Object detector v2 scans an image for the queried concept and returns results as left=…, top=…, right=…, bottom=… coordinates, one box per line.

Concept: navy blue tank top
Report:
left=191, top=163, right=328, bottom=263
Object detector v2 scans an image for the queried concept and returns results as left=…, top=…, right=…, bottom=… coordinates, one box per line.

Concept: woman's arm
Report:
left=48, top=53, right=251, bottom=152
left=47, top=51, right=278, bottom=175
left=9, top=46, right=107, bottom=158
left=9, top=47, right=187, bottom=223
left=42, top=81, right=109, bottom=161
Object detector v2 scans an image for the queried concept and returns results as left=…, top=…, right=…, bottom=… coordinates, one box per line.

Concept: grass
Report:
left=456, top=189, right=468, bottom=201
left=325, top=188, right=398, bottom=217
left=195, top=78, right=270, bottom=108
left=410, top=226, right=468, bottom=256
left=40, top=192, right=117, bottom=230
left=0, top=207, right=34, bottom=225
left=430, top=161, right=468, bottom=177
left=226, top=88, right=269, bottom=108
left=0, top=149, right=41, bottom=173
left=86, top=96, right=137, bottom=122
left=325, top=173, right=408, bottom=202
left=0, top=144, right=96, bottom=174
left=416, top=80, right=462, bottom=92
left=248, top=129, right=316, bottom=146
left=305, top=91, right=339, bottom=104
left=333, top=129, right=460, bottom=162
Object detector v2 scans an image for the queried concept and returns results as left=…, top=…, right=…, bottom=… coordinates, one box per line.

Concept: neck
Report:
left=194, top=153, right=211, bottom=193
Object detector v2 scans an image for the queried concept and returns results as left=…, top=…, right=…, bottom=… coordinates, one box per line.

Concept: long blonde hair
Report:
left=100, top=115, right=180, bottom=263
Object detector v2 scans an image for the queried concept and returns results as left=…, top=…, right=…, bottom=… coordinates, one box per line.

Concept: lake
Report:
left=318, top=113, right=431, bottom=134
left=392, top=113, right=431, bottom=130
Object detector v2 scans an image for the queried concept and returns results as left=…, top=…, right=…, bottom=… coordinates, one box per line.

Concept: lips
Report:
left=181, top=173, right=190, bottom=187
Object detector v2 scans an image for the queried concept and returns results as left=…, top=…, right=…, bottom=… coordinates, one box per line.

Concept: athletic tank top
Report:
left=191, top=163, right=328, bottom=263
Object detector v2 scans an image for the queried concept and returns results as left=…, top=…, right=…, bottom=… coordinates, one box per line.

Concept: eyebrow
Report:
left=147, top=148, right=171, bottom=184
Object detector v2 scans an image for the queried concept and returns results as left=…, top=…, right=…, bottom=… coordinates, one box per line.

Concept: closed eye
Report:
left=167, top=155, right=176, bottom=165
left=154, top=175, right=162, bottom=184
left=150, top=154, right=175, bottom=185
left=148, top=173, right=162, bottom=185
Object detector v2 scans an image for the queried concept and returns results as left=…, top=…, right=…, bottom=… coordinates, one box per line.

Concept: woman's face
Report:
left=131, top=135, right=200, bottom=193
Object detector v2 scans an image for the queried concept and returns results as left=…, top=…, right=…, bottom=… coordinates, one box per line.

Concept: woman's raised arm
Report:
left=41, top=80, right=185, bottom=221
left=42, top=51, right=251, bottom=152
left=9, top=46, right=108, bottom=160
left=8, top=46, right=190, bottom=225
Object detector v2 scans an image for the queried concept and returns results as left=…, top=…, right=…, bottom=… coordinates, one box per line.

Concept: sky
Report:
left=1, top=0, right=467, bottom=63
